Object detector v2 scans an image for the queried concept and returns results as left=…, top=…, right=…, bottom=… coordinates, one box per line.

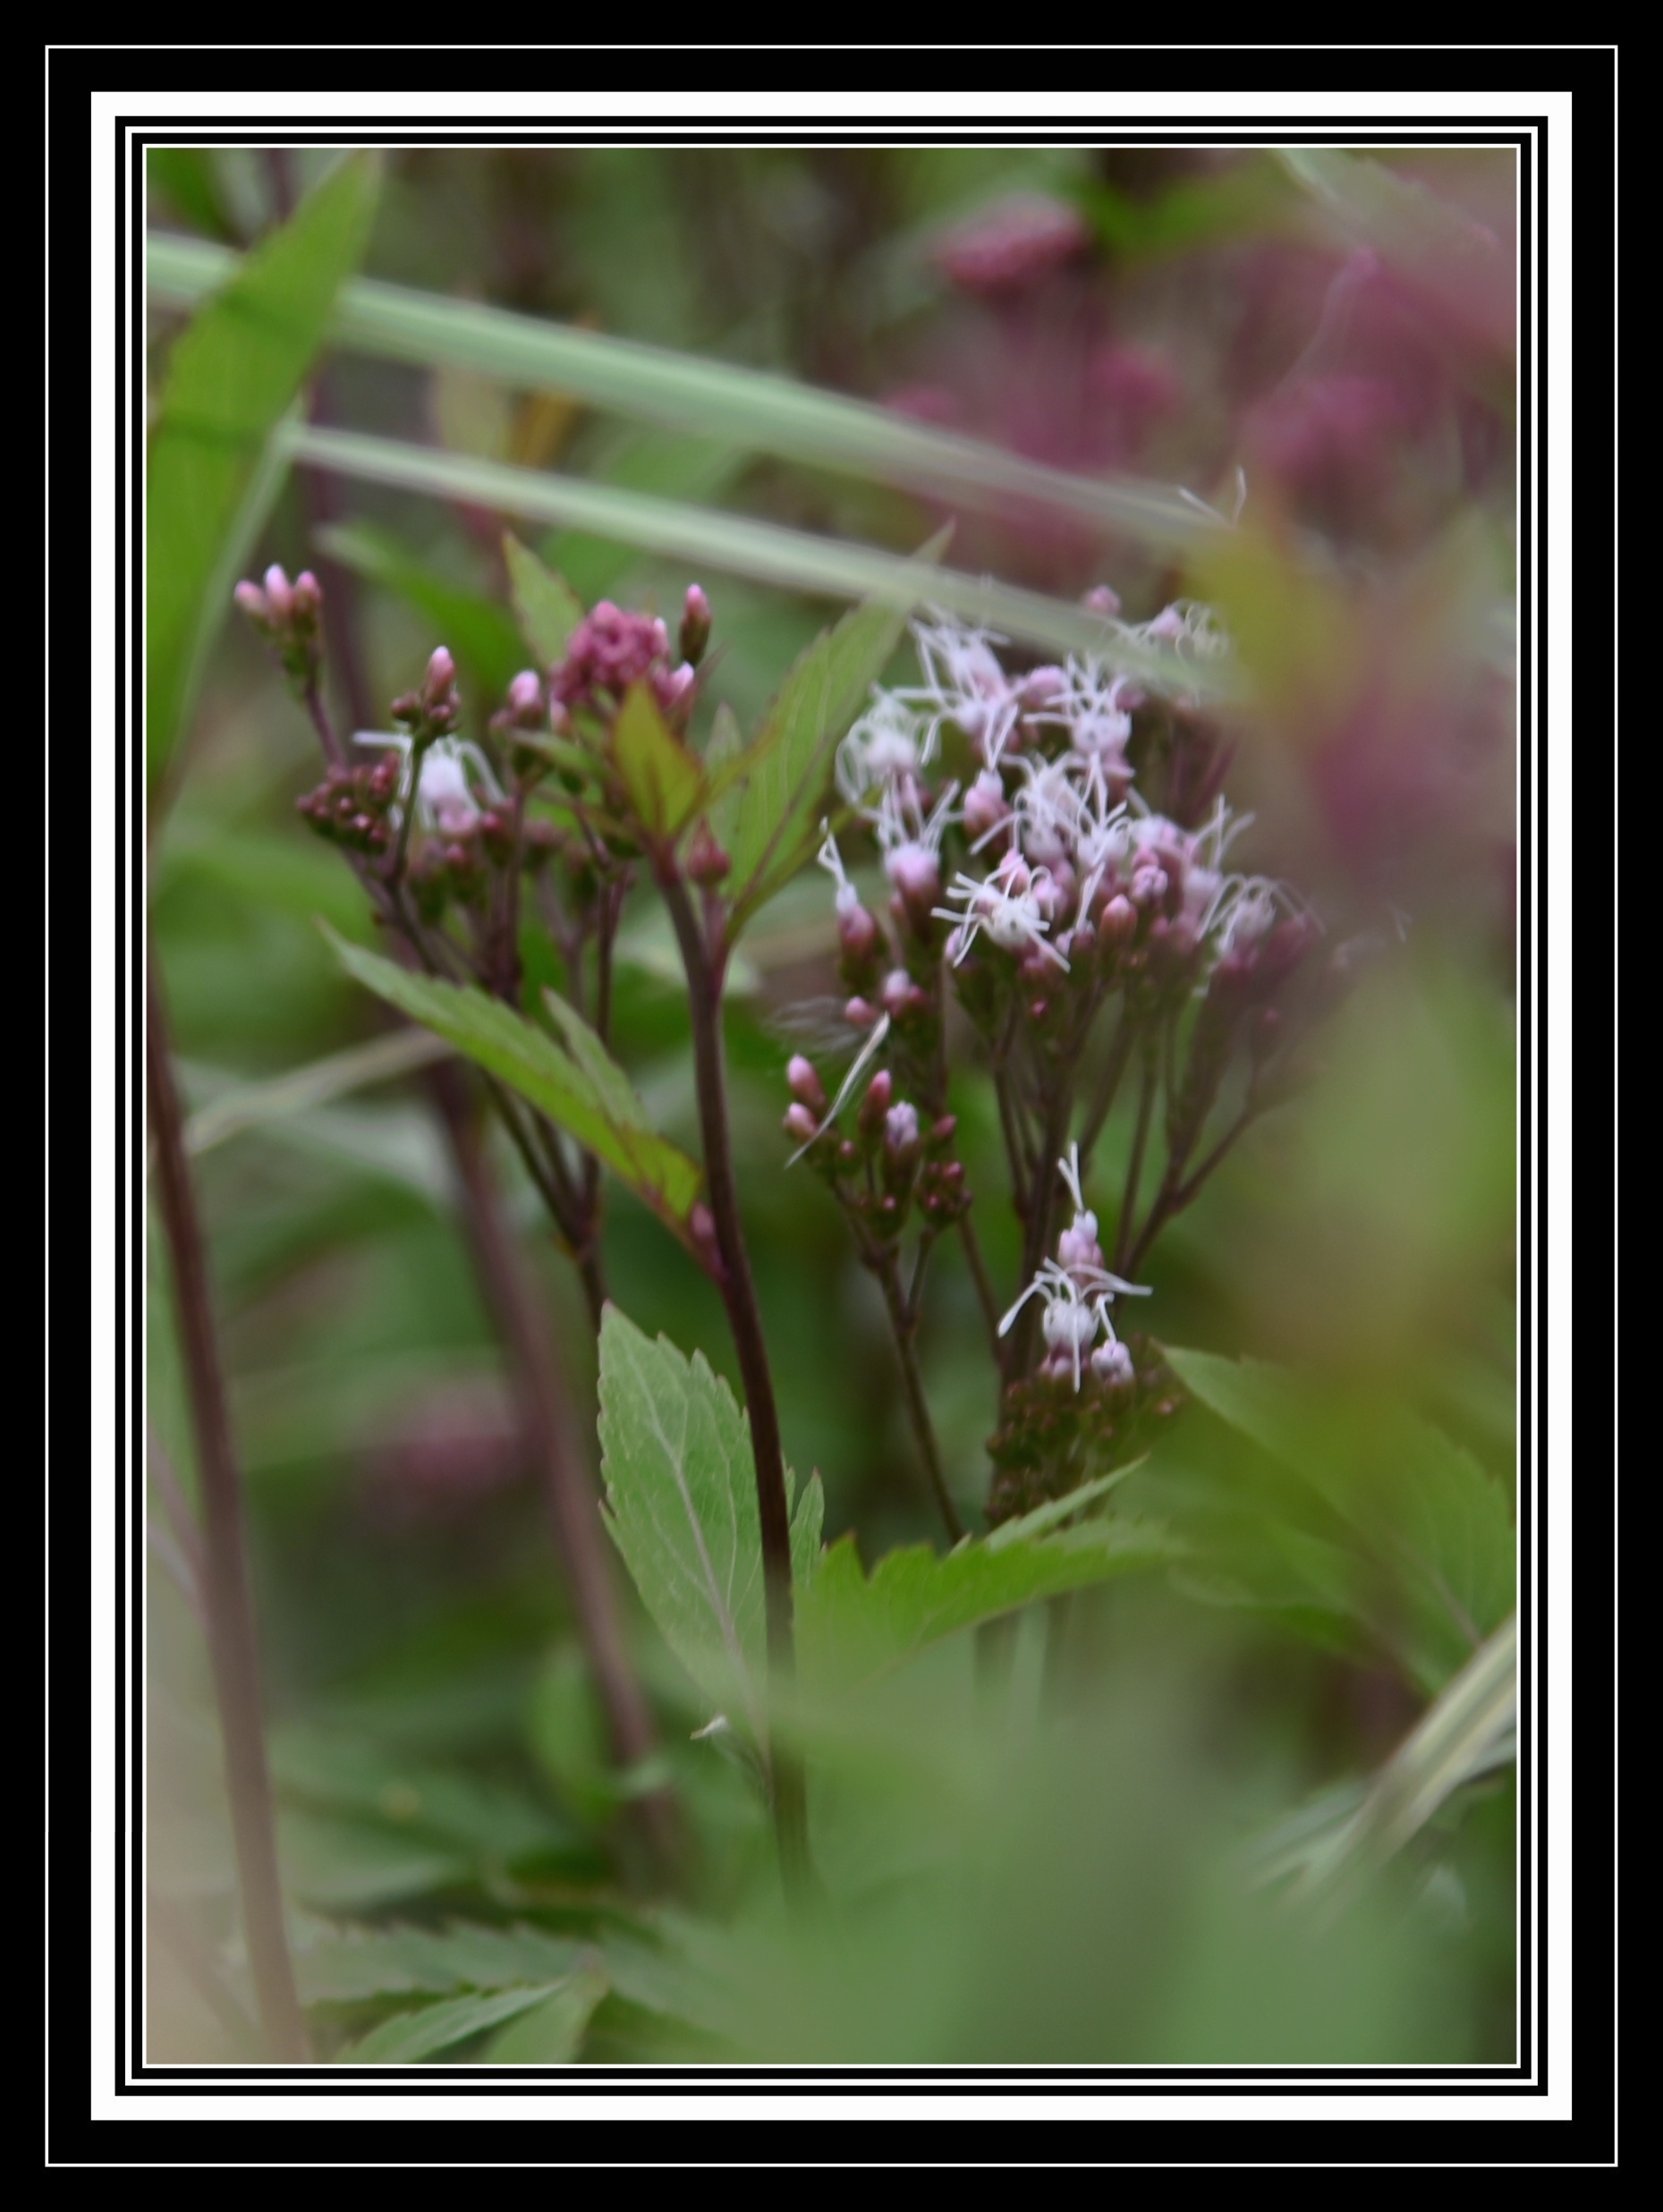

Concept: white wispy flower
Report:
left=935, top=850, right=1070, bottom=969
left=352, top=732, right=504, bottom=834
left=996, top=1147, right=1150, bottom=1389
left=897, top=610, right=1025, bottom=767
left=835, top=691, right=934, bottom=813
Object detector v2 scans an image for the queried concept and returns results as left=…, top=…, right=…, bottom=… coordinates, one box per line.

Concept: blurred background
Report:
left=146, top=143, right=1517, bottom=2064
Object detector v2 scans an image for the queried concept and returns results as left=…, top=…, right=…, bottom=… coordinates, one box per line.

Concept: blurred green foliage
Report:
left=145, top=145, right=1517, bottom=2068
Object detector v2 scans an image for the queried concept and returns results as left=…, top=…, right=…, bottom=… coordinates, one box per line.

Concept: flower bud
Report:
left=885, top=841, right=941, bottom=922
left=1090, top=1338, right=1134, bottom=1388
left=963, top=768, right=1010, bottom=846
left=233, top=579, right=267, bottom=623
left=290, top=571, right=322, bottom=623
left=679, top=583, right=712, bottom=667
left=929, top=1114, right=957, bottom=1151
left=425, top=646, right=457, bottom=700
left=837, top=899, right=882, bottom=971
left=685, top=820, right=732, bottom=888
left=507, top=669, right=544, bottom=721
left=263, top=564, right=293, bottom=622
left=858, top=1068, right=894, bottom=1139
left=783, top=1102, right=820, bottom=1146
left=883, top=1100, right=921, bottom=1167
left=1082, top=583, right=1122, bottom=616
left=787, top=1055, right=827, bottom=1115
left=844, top=996, right=878, bottom=1030
left=1099, top=894, right=1137, bottom=946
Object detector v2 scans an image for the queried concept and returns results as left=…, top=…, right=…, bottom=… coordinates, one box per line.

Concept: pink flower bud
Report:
left=233, top=579, right=267, bottom=621
left=837, top=901, right=881, bottom=963
left=1057, top=1221, right=1103, bottom=1275
left=1082, top=583, right=1122, bottom=616
left=879, top=969, right=916, bottom=1019
left=507, top=669, right=543, bottom=718
left=883, top=1100, right=921, bottom=1166
left=679, top=583, right=712, bottom=667
left=858, top=1068, right=894, bottom=1139
left=290, top=571, right=322, bottom=621
left=685, top=820, right=731, bottom=888
left=885, top=842, right=941, bottom=919
left=963, top=769, right=1010, bottom=845
left=844, top=996, right=878, bottom=1029
left=1100, top=894, right=1137, bottom=945
left=263, top=564, right=293, bottom=621
left=783, top=1102, right=820, bottom=1146
left=1146, top=604, right=1185, bottom=642
left=426, top=646, right=457, bottom=699
left=1090, top=1339, right=1134, bottom=1388
left=786, top=1055, right=827, bottom=1115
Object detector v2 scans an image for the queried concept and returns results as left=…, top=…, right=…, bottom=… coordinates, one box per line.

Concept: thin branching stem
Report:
left=1114, top=1047, right=1160, bottom=1277
left=956, top=1213, right=1004, bottom=1358
left=659, top=869, right=811, bottom=1897
left=146, top=959, right=310, bottom=2062
left=874, top=1246, right=963, bottom=1544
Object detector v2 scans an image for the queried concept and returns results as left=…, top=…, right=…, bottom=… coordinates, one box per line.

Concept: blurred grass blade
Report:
left=338, top=1981, right=576, bottom=2063
left=146, top=157, right=381, bottom=799
left=182, top=1028, right=454, bottom=1157
left=148, top=231, right=1224, bottom=553
left=278, top=424, right=1234, bottom=696
left=1293, top=1615, right=1516, bottom=1912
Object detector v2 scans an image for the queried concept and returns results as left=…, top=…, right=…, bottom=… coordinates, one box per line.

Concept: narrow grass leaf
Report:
left=503, top=530, right=585, bottom=665
left=146, top=157, right=380, bottom=794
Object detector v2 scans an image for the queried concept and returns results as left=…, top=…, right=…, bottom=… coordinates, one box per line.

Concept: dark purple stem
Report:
left=147, top=958, right=309, bottom=2061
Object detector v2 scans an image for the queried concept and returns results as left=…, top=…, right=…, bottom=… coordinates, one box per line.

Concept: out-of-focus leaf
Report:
left=1290, top=1615, right=1516, bottom=1913
left=315, top=520, right=525, bottom=699
left=612, top=682, right=705, bottom=837
left=148, top=148, right=240, bottom=243
left=294, top=1920, right=590, bottom=2005
left=725, top=575, right=931, bottom=922
left=154, top=825, right=374, bottom=937
left=339, top=1982, right=570, bottom=2062
left=325, top=929, right=701, bottom=1232
left=542, top=428, right=745, bottom=606
left=503, top=530, right=585, bottom=666
left=597, top=1306, right=822, bottom=1746
left=182, top=1027, right=452, bottom=1157
left=797, top=1492, right=1173, bottom=1694
left=276, top=424, right=1235, bottom=691
left=147, top=156, right=380, bottom=794
left=148, top=230, right=1226, bottom=551
left=480, top=1967, right=608, bottom=2061
left=1164, top=1349, right=1514, bottom=1692
left=702, top=702, right=746, bottom=855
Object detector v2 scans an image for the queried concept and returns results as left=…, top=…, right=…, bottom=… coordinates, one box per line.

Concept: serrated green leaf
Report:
left=481, top=1967, right=608, bottom=2062
left=324, top=928, right=700, bottom=1231
left=612, top=681, right=705, bottom=838
left=725, top=562, right=942, bottom=923
left=316, top=520, right=526, bottom=699
left=597, top=1307, right=817, bottom=1746
left=340, top=1982, right=568, bottom=2063
left=503, top=530, right=584, bottom=665
left=147, top=155, right=380, bottom=795
left=797, top=1513, right=1173, bottom=1694
left=1164, top=1348, right=1515, bottom=1692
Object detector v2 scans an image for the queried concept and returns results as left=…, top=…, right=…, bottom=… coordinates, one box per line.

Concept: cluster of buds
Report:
left=234, top=564, right=323, bottom=685
left=551, top=597, right=699, bottom=727
left=985, top=1333, right=1183, bottom=1527
left=295, top=749, right=401, bottom=858
left=782, top=1055, right=968, bottom=1249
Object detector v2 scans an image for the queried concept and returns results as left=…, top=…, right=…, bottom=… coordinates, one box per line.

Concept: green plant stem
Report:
left=427, top=1062, right=678, bottom=1879
left=658, top=871, right=811, bottom=1897
left=1125, top=1100, right=1261, bottom=1278
left=876, top=1251, right=963, bottom=1544
left=1114, top=1048, right=1159, bottom=1277
left=957, top=1213, right=1004, bottom=1358
left=146, top=956, right=310, bottom=2063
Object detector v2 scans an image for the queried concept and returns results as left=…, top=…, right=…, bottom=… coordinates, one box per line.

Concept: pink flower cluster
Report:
left=550, top=601, right=694, bottom=721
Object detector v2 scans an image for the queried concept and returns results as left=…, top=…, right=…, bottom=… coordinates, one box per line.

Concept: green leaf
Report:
left=797, top=1498, right=1172, bottom=1695
left=725, top=563, right=941, bottom=921
left=148, top=148, right=241, bottom=242
left=316, top=520, right=525, bottom=699
left=612, top=681, right=705, bottom=838
left=295, top=1921, right=591, bottom=2006
left=1164, top=1349, right=1515, bottom=1692
left=480, top=1967, right=608, bottom=2061
left=596, top=1307, right=819, bottom=1745
left=340, top=1982, right=571, bottom=2063
left=324, top=929, right=701, bottom=1232
left=503, top=530, right=585, bottom=665
left=182, top=1027, right=453, bottom=1157
left=270, top=424, right=1236, bottom=692
left=148, top=230, right=1225, bottom=553
left=147, top=156, right=380, bottom=795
